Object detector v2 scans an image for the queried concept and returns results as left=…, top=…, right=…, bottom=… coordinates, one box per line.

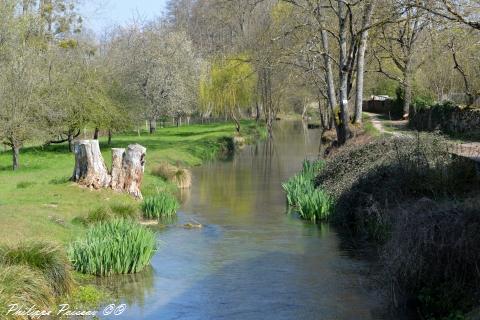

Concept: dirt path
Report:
left=364, top=112, right=480, bottom=163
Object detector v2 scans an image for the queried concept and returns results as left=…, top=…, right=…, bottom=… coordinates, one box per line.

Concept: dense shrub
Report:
left=316, top=134, right=478, bottom=239
left=282, top=160, right=333, bottom=222
left=68, top=219, right=156, bottom=276
left=141, top=193, right=179, bottom=220
left=383, top=198, right=480, bottom=318
left=316, top=133, right=480, bottom=316
left=0, top=241, right=73, bottom=295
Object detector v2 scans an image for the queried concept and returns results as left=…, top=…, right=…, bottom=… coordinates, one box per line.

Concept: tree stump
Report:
left=72, top=141, right=146, bottom=198
left=122, top=144, right=146, bottom=199
left=72, top=140, right=111, bottom=189
left=110, top=148, right=125, bottom=192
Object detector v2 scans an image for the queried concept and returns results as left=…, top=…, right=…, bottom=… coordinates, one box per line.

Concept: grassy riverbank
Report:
left=0, top=120, right=264, bottom=244
left=0, top=120, right=264, bottom=315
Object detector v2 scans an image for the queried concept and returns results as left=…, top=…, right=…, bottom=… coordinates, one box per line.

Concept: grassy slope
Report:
left=0, top=121, right=262, bottom=244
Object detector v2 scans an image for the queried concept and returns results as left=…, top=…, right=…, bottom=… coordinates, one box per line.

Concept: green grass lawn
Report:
left=0, top=120, right=263, bottom=244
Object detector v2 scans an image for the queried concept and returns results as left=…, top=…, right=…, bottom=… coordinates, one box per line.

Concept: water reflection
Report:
left=95, top=266, right=155, bottom=307
left=105, top=121, right=385, bottom=320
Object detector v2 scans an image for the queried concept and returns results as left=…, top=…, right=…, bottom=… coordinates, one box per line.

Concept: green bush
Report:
left=141, top=193, right=179, bottom=220
left=282, top=160, right=333, bottom=222
left=0, top=241, right=73, bottom=296
left=0, top=265, right=54, bottom=315
left=68, top=219, right=156, bottom=276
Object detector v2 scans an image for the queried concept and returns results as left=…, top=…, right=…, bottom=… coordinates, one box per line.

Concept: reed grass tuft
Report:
left=0, top=241, right=74, bottom=296
left=0, top=265, right=54, bottom=315
left=282, top=160, right=333, bottom=222
left=68, top=219, right=156, bottom=276
left=141, top=193, right=179, bottom=220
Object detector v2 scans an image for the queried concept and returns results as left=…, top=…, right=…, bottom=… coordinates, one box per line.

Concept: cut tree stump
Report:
left=72, top=141, right=146, bottom=199
left=122, top=144, right=146, bottom=199
left=72, top=140, right=111, bottom=189
left=110, top=148, right=125, bottom=192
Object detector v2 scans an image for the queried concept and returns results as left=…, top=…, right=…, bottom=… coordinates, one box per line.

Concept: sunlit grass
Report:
left=0, top=121, right=262, bottom=244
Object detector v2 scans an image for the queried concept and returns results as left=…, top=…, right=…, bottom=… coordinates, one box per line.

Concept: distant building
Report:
left=370, top=95, right=391, bottom=101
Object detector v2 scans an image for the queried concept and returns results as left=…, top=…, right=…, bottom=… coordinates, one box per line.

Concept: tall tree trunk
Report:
left=403, top=59, right=413, bottom=118
left=337, top=1, right=351, bottom=144
left=12, top=145, right=20, bottom=171
left=353, top=1, right=375, bottom=124
left=93, top=128, right=99, bottom=140
left=149, top=119, right=156, bottom=134
left=68, top=135, right=74, bottom=153
left=231, top=111, right=241, bottom=133
left=321, top=29, right=339, bottom=137
left=108, top=129, right=112, bottom=146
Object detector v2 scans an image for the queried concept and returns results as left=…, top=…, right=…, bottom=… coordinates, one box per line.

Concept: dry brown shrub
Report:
left=152, top=162, right=192, bottom=189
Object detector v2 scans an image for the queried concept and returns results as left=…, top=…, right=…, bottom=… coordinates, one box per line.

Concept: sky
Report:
left=80, top=0, right=168, bottom=34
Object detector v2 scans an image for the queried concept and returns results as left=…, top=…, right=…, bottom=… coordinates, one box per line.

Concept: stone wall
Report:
left=409, top=104, right=480, bottom=134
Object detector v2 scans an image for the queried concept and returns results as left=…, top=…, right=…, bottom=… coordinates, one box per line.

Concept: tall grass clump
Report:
left=85, top=203, right=138, bottom=225
left=152, top=162, right=192, bottom=188
left=0, top=241, right=73, bottom=296
left=282, top=160, right=333, bottom=222
left=68, top=219, right=156, bottom=276
left=0, top=265, right=54, bottom=315
left=141, top=193, right=179, bottom=220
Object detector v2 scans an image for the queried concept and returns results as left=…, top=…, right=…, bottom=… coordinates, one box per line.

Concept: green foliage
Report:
left=282, top=160, right=333, bottom=222
left=199, top=54, right=256, bottom=118
left=141, top=193, right=179, bottom=220
left=0, top=241, right=73, bottom=296
left=68, top=219, right=157, bottom=276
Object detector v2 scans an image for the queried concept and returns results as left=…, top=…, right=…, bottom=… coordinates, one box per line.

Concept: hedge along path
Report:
left=365, top=112, right=480, bottom=167
left=72, top=140, right=147, bottom=199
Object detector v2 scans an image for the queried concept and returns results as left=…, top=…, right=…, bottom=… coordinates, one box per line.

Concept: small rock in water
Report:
left=183, top=223, right=202, bottom=229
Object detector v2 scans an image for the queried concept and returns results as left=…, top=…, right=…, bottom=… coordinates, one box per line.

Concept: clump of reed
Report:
left=84, top=203, right=138, bottom=225
left=68, top=219, right=156, bottom=276
left=152, top=162, right=192, bottom=189
left=0, top=265, right=54, bottom=315
left=0, top=241, right=74, bottom=296
left=141, top=193, right=179, bottom=220
left=282, top=160, right=333, bottom=222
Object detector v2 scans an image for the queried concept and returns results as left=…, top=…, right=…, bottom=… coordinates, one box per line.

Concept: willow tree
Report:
left=200, top=55, right=256, bottom=133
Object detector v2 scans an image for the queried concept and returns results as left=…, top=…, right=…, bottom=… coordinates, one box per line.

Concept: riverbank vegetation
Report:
left=141, top=194, right=180, bottom=220
left=282, top=160, right=333, bottom=222
left=286, top=132, right=480, bottom=318
left=1, top=0, right=479, bottom=317
left=69, top=219, right=157, bottom=276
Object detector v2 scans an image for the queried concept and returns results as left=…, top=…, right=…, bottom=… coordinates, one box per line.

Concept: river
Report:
left=100, top=121, right=385, bottom=320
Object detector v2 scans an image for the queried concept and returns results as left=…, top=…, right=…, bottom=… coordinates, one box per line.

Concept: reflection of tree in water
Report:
left=94, top=266, right=155, bottom=307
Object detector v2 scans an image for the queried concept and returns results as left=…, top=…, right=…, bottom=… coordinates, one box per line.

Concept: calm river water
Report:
left=100, top=121, right=385, bottom=320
